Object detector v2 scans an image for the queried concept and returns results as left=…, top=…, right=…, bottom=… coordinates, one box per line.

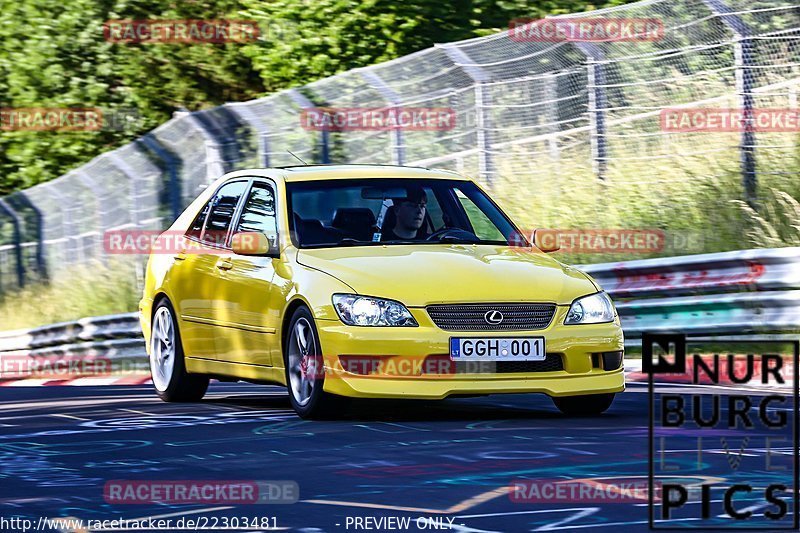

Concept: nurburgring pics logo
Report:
left=661, top=108, right=800, bottom=132
left=509, top=17, right=664, bottom=42
left=103, top=19, right=260, bottom=44
left=646, top=334, right=799, bottom=529
left=299, top=107, right=456, bottom=131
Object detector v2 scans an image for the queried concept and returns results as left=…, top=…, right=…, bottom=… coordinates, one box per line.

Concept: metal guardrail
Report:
left=583, top=247, right=800, bottom=298
left=582, top=247, right=800, bottom=345
left=2, top=0, right=800, bottom=294
left=0, top=312, right=142, bottom=360
left=0, top=247, right=798, bottom=364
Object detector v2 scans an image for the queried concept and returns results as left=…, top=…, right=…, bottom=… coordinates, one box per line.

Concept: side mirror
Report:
left=231, top=232, right=277, bottom=257
left=532, top=229, right=560, bottom=253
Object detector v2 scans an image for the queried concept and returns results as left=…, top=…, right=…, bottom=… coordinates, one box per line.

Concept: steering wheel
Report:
left=426, top=227, right=480, bottom=242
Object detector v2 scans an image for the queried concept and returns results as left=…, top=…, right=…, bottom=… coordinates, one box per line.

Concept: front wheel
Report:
left=284, top=307, right=347, bottom=419
left=552, top=393, right=615, bottom=416
left=149, top=299, right=209, bottom=402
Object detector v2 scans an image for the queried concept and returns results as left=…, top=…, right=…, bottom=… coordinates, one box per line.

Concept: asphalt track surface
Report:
left=0, top=381, right=793, bottom=532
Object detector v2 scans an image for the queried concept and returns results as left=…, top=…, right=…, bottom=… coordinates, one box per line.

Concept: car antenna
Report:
left=287, top=151, right=308, bottom=165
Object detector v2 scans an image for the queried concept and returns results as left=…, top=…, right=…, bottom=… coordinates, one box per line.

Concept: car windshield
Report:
left=286, top=178, right=528, bottom=248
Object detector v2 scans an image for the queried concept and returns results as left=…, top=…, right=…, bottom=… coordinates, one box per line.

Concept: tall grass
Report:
left=0, top=258, right=141, bottom=330
left=735, top=188, right=800, bottom=247
left=486, top=128, right=800, bottom=264
left=1, top=130, right=799, bottom=328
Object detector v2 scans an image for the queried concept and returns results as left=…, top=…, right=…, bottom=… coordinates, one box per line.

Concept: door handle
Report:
left=173, top=251, right=187, bottom=261
left=216, top=258, right=233, bottom=271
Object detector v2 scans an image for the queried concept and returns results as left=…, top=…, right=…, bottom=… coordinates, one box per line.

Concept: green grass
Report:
left=0, top=258, right=142, bottom=330
left=1, top=129, right=799, bottom=329
left=485, top=128, right=800, bottom=264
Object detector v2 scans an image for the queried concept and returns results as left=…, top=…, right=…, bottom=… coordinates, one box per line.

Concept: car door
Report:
left=169, top=179, right=249, bottom=361
left=212, top=179, right=281, bottom=367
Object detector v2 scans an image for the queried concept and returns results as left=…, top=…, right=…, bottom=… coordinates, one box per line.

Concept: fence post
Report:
left=702, top=0, right=756, bottom=207
left=28, top=196, right=46, bottom=280
left=574, top=42, right=608, bottom=181
left=76, top=172, right=106, bottom=263
left=226, top=102, right=271, bottom=168
left=543, top=73, right=560, bottom=161
left=438, top=44, right=494, bottom=183
left=140, top=135, right=182, bottom=222
left=108, top=152, right=142, bottom=228
left=8, top=192, right=47, bottom=281
left=288, top=89, right=330, bottom=164
left=40, top=181, right=78, bottom=266
left=0, top=198, right=25, bottom=287
left=182, top=113, right=227, bottom=185
left=359, top=69, right=405, bottom=165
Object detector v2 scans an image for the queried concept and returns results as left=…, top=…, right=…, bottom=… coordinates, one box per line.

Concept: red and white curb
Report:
left=0, top=375, right=151, bottom=386
left=625, top=360, right=646, bottom=382
left=0, top=364, right=649, bottom=387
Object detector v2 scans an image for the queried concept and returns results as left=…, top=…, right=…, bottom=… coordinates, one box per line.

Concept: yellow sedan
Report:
left=140, top=165, right=624, bottom=418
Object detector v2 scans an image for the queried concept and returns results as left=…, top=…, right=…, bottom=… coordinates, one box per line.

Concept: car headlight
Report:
left=332, top=294, right=418, bottom=327
left=564, top=292, right=616, bottom=325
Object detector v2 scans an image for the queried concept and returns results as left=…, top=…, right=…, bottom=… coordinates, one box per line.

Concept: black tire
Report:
left=283, top=306, right=348, bottom=419
left=552, top=393, right=615, bottom=416
left=149, top=299, right=209, bottom=402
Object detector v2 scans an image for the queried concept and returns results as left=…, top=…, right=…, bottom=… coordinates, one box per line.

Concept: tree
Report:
left=0, top=0, right=630, bottom=194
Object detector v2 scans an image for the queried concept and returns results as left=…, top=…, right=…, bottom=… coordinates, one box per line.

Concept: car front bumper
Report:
left=316, top=306, right=625, bottom=400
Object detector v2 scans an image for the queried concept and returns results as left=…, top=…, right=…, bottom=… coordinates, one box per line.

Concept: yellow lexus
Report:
left=140, top=165, right=624, bottom=418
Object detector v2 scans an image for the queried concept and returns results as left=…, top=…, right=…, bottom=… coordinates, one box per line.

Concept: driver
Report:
left=382, top=186, right=427, bottom=241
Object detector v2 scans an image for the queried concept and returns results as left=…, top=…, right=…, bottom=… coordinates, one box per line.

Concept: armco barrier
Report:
left=0, top=313, right=142, bottom=360
left=581, top=247, right=800, bottom=344
left=583, top=247, right=800, bottom=298
left=0, top=247, right=798, bottom=367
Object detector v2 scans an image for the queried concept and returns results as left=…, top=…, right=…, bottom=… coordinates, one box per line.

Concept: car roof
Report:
left=222, top=164, right=469, bottom=183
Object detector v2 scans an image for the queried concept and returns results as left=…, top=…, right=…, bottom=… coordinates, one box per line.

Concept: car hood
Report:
left=296, top=245, right=598, bottom=307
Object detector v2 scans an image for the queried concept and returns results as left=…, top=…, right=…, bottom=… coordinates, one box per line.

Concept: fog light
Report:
left=601, top=351, right=624, bottom=370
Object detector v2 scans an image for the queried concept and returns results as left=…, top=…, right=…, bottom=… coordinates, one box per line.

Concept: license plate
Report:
left=449, top=337, right=545, bottom=361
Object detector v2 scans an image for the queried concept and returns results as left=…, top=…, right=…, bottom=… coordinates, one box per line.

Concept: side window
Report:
left=202, top=181, right=248, bottom=245
left=455, top=189, right=505, bottom=241
left=235, top=182, right=278, bottom=248
left=187, top=201, right=211, bottom=240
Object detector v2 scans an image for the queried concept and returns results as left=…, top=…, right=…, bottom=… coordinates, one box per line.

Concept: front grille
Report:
left=496, top=354, right=564, bottom=373
left=441, top=354, right=564, bottom=374
left=427, top=303, right=556, bottom=331
left=420, top=353, right=565, bottom=374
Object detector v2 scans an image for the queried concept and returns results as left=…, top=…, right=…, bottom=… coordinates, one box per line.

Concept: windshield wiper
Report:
left=438, top=235, right=479, bottom=244
left=335, top=238, right=376, bottom=246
